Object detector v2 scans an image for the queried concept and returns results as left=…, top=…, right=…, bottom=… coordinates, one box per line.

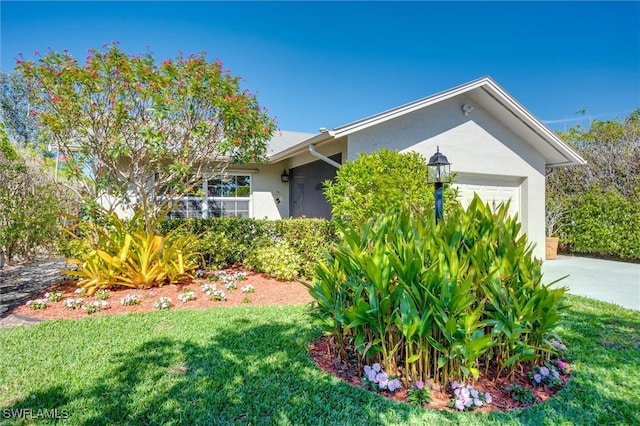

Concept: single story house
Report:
left=171, top=76, right=586, bottom=260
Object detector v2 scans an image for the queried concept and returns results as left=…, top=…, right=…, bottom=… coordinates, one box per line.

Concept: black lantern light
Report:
left=280, top=169, right=290, bottom=183
left=426, top=146, right=451, bottom=224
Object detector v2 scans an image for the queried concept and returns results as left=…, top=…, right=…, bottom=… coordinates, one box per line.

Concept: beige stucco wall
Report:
left=346, top=96, right=547, bottom=259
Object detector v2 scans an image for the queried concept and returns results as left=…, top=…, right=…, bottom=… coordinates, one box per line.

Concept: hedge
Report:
left=158, top=217, right=336, bottom=277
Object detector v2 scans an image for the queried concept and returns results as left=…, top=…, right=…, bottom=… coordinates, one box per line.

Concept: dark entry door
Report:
left=290, top=153, right=341, bottom=219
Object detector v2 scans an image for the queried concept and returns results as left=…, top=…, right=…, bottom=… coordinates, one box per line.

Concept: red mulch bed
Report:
left=309, top=335, right=571, bottom=412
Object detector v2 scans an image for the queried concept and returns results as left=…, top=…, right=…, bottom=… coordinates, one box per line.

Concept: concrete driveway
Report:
left=541, top=255, right=640, bottom=311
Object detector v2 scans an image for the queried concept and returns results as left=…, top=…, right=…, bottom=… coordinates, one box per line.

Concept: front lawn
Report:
left=0, top=295, right=638, bottom=425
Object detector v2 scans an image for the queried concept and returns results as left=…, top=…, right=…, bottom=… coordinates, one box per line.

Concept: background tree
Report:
left=17, top=44, right=277, bottom=232
left=0, top=122, right=71, bottom=266
left=0, top=72, right=39, bottom=149
left=324, top=149, right=459, bottom=227
left=546, top=109, right=640, bottom=260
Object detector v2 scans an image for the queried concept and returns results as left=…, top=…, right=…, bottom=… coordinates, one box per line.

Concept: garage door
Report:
left=454, top=174, right=521, bottom=219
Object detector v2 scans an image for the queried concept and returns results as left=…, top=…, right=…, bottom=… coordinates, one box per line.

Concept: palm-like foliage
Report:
left=304, top=195, right=567, bottom=386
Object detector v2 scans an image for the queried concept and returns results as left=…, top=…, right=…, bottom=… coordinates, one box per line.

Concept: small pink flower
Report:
left=414, top=381, right=424, bottom=390
left=534, top=373, right=542, bottom=383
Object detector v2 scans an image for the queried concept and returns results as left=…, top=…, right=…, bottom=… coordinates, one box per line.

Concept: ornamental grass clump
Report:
left=305, top=194, right=568, bottom=392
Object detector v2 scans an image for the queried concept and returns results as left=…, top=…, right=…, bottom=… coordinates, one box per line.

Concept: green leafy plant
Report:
left=407, top=381, right=432, bottom=406
left=82, top=300, right=109, bottom=314
left=62, top=207, right=200, bottom=294
left=305, top=195, right=568, bottom=388
left=505, top=383, right=535, bottom=404
left=153, top=297, right=173, bottom=310
left=120, top=294, right=141, bottom=306
left=245, top=239, right=303, bottom=281
left=529, top=363, right=563, bottom=388
left=44, top=291, right=63, bottom=302
left=95, top=289, right=111, bottom=301
left=25, top=299, right=48, bottom=310
left=323, top=148, right=459, bottom=228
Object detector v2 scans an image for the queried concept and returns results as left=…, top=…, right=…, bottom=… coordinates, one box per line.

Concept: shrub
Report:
left=323, top=148, right=459, bottom=227
left=245, top=240, right=303, bottom=281
left=159, top=217, right=335, bottom=274
left=305, top=195, right=567, bottom=387
left=275, top=218, right=335, bottom=277
left=0, top=123, right=72, bottom=264
left=562, top=188, right=640, bottom=260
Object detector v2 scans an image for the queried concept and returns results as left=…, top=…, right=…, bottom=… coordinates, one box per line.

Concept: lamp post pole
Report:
left=426, top=146, right=451, bottom=225
left=434, top=181, right=444, bottom=224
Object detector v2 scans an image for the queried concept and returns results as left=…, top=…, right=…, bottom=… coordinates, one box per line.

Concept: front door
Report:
left=289, top=154, right=341, bottom=219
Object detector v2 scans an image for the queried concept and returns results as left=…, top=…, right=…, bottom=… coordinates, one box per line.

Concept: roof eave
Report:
left=268, top=131, right=335, bottom=163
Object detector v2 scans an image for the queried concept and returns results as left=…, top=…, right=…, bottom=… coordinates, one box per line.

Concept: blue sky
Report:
left=1, top=1, right=638, bottom=133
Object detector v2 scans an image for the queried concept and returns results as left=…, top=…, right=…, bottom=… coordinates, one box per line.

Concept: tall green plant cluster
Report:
left=0, top=123, right=70, bottom=264
left=306, top=195, right=567, bottom=387
left=63, top=208, right=199, bottom=294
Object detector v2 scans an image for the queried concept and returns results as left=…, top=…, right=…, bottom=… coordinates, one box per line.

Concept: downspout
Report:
left=308, top=143, right=341, bottom=168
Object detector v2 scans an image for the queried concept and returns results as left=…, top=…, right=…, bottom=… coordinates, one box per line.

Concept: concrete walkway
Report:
left=542, top=255, right=640, bottom=311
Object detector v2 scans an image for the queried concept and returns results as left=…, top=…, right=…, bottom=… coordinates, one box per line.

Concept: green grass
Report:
left=0, top=295, right=638, bottom=425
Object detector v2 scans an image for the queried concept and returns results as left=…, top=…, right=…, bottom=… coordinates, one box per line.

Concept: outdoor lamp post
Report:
left=426, top=146, right=451, bottom=224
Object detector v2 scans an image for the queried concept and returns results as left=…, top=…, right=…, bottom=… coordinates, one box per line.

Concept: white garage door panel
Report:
left=455, top=176, right=521, bottom=219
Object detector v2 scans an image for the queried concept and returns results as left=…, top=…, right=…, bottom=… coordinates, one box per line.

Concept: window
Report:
left=168, top=174, right=251, bottom=218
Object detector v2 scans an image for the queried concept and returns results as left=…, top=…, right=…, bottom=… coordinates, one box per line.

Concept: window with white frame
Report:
left=168, top=174, right=251, bottom=219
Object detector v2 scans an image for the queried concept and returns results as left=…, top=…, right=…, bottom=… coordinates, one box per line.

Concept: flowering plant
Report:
left=82, top=300, right=109, bottom=314
left=362, top=363, right=401, bottom=393
left=210, top=289, right=226, bottom=301
left=529, top=364, right=562, bottom=388
left=407, top=381, right=431, bottom=405
left=241, top=285, right=255, bottom=294
left=449, top=381, right=492, bottom=411
left=45, top=291, right=63, bottom=302
left=550, top=357, right=570, bottom=375
left=154, top=297, right=173, bottom=310
left=177, top=289, right=196, bottom=303
left=201, top=283, right=217, bottom=296
left=74, top=288, right=87, bottom=297
left=120, top=294, right=141, bottom=306
left=26, top=299, right=48, bottom=310
left=95, top=289, right=111, bottom=301
left=63, top=298, right=84, bottom=310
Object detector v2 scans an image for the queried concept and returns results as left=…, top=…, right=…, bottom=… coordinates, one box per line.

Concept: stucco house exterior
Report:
left=171, top=77, right=585, bottom=260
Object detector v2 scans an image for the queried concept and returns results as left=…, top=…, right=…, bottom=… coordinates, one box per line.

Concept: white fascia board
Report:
left=332, top=77, right=493, bottom=137
left=479, top=82, right=587, bottom=167
left=268, top=131, right=335, bottom=163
